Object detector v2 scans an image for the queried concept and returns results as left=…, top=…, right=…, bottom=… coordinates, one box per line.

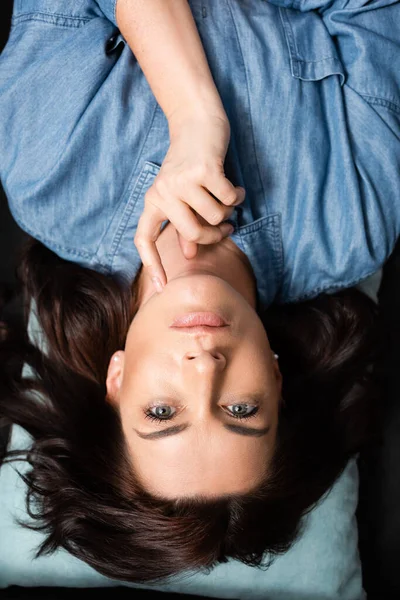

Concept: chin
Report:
left=167, top=272, right=233, bottom=294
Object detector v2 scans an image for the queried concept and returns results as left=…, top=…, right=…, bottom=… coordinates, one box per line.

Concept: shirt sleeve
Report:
left=0, top=2, right=126, bottom=268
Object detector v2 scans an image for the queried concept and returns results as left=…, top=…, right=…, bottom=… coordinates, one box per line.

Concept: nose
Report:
left=183, top=350, right=226, bottom=372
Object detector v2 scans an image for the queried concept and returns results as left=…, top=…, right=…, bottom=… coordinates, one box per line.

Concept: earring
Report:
left=272, top=351, right=279, bottom=360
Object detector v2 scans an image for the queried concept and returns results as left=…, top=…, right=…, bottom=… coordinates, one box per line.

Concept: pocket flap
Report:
left=280, top=7, right=345, bottom=85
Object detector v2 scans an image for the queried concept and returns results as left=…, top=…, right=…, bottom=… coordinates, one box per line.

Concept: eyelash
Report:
left=144, top=406, right=260, bottom=424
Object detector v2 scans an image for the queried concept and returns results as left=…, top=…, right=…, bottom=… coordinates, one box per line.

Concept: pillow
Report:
left=1, top=271, right=381, bottom=599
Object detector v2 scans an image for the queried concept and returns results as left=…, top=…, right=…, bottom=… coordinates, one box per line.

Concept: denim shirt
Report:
left=0, top=0, right=399, bottom=308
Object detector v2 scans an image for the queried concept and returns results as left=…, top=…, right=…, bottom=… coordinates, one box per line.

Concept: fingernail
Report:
left=152, top=277, right=163, bottom=293
left=224, top=224, right=235, bottom=235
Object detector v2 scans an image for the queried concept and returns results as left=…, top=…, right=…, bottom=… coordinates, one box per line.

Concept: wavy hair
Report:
left=0, top=237, right=384, bottom=584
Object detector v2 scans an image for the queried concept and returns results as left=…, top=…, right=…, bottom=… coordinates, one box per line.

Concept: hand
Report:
left=134, top=112, right=245, bottom=292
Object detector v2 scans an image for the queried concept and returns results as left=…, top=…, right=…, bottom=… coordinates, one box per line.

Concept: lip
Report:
left=170, top=325, right=229, bottom=334
left=170, top=312, right=229, bottom=328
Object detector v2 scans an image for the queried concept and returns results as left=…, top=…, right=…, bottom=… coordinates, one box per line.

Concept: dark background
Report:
left=1, top=1, right=400, bottom=598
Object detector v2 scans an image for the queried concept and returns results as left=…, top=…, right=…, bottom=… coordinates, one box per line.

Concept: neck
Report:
left=137, top=222, right=257, bottom=309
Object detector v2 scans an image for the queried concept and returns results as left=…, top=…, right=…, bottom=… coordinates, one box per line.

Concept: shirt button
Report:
left=105, top=32, right=119, bottom=54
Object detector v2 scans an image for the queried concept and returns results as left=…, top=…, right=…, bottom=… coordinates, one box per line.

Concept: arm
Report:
left=115, top=0, right=224, bottom=131
left=115, top=0, right=245, bottom=291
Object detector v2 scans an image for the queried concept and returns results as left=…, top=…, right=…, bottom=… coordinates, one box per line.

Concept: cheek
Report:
left=241, top=329, right=272, bottom=372
left=126, top=309, right=179, bottom=369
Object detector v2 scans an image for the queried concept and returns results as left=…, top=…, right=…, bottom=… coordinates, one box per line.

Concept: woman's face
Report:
left=106, top=223, right=282, bottom=499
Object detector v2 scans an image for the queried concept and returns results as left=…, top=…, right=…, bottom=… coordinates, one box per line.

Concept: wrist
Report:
left=168, top=99, right=228, bottom=139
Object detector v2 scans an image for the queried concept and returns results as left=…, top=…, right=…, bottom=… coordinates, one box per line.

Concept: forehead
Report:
left=129, top=429, right=271, bottom=498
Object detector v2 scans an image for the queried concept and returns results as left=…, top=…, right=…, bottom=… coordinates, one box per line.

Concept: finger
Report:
left=177, top=231, right=198, bottom=259
left=165, top=200, right=234, bottom=245
left=180, top=184, right=236, bottom=227
left=177, top=206, right=236, bottom=260
left=177, top=219, right=234, bottom=258
left=134, top=191, right=167, bottom=289
left=203, top=172, right=246, bottom=207
left=149, top=184, right=235, bottom=245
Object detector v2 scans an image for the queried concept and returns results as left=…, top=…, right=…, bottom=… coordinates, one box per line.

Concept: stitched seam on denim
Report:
left=236, top=214, right=277, bottom=235
left=109, top=167, right=151, bottom=268
left=358, top=94, right=400, bottom=115
left=272, top=213, right=284, bottom=280
left=345, top=83, right=400, bottom=119
left=272, top=215, right=284, bottom=279
left=293, top=56, right=342, bottom=64
left=279, top=7, right=345, bottom=84
left=285, top=266, right=383, bottom=303
left=226, top=0, right=265, bottom=210
left=105, top=101, right=160, bottom=268
left=238, top=214, right=284, bottom=285
left=12, top=13, right=91, bottom=28
left=279, top=8, right=299, bottom=78
left=266, top=215, right=284, bottom=280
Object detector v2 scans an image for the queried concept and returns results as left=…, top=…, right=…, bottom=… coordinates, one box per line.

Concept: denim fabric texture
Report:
left=0, top=0, right=399, bottom=309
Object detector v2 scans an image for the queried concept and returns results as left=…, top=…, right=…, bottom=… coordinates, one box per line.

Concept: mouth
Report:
left=170, top=312, right=229, bottom=328
left=170, top=325, right=229, bottom=334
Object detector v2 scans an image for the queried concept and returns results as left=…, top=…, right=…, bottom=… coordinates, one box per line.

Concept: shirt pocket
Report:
left=236, top=214, right=284, bottom=306
left=279, top=6, right=345, bottom=84
left=108, top=160, right=166, bottom=272
left=129, top=160, right=163, bottom=221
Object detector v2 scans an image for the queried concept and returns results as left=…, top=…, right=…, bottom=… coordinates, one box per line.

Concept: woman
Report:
left=0, top=0, right=399, bottom=586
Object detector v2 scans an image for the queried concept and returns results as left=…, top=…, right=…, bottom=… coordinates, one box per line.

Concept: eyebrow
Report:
left=133, top=422, right=271, bottom=440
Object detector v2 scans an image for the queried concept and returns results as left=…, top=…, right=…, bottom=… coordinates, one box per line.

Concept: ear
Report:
left=272, top=355, right=283, bottom=395
left=105, top=350, right=125, bottom=405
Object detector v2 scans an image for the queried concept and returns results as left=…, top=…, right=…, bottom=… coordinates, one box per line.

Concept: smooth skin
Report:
left=110, top=1, right=282, bottom=498
left=106, top=221, right=283, bottom=499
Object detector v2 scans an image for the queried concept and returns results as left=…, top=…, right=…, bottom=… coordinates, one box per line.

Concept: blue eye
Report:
left=226, top=404, right=259, bottom=419
left=144, top=404, right=259, bottom=423
left=145, top=406, right=176, bottom=423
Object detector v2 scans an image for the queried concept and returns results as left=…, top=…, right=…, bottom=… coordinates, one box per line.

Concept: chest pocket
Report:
left=279, top=7, right=345, bottom=84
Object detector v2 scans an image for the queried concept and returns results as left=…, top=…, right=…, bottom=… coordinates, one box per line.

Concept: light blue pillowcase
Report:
left=1, top=271, right=381, bottom=599
left=0, top=424, right=364, bottom=599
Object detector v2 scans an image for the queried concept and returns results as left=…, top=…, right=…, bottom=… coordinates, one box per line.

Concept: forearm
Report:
left=116, top=0, right=226, bottom=132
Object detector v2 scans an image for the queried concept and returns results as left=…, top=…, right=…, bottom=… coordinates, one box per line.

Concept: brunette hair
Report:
left=0, top=237, right=384, bottom=584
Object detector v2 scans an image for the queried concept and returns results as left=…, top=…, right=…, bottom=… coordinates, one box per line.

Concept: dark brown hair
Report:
left=0, top=237, right=384, bottom=584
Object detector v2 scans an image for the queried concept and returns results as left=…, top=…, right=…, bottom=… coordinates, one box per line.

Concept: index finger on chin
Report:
left=134, top=211, right=167, bottom=288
